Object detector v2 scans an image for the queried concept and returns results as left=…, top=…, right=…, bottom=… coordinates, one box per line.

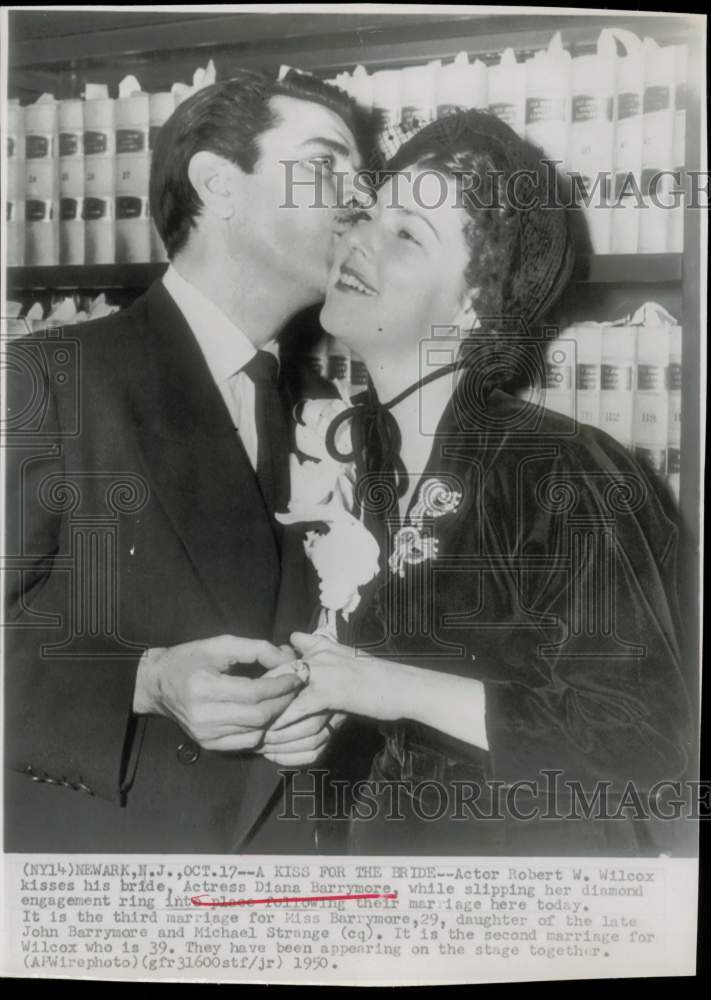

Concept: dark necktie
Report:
left=242, top=350, right=290, bottom=517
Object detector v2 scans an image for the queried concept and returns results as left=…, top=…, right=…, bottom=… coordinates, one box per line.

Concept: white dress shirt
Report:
left=162, top=265, right=278, bottom=470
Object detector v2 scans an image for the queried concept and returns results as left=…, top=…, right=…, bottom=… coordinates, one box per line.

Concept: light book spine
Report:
left=348, top=66, right=373, bottom=110
left=668, top=45, right=688, bottom=253
left=24, top=100, right=59, bottom=266
left=372, top=70, right=401, bottom=154
left=58, top=99, right=85, bottom=265
left=600, top=325, right=636, bottom=448
left=542, top=337, right=575, bottom=419
left=487, top=49, right=526, bottom=138
left=524, top=33, right=572, bottom=169
left=568, top=37, right=616, bottom=254
left=400, top=64, right=436, bottom=130
left=611, top=44, right=645, bottom=253
left=115, top=92, right=151, bottom=263
left=639, top=40, right=676, bottom=253
left=469, top=59, right=488, bottom=110
left=83, top=97, right=116, bottom=264
left=436, top=53, right=471, bottom=117
left=569, top=323, right=603, bottom=427
left=632, top=325, right=669, bottom=476
left=303, top=335, right=329, bottom=379
left=149, top=92, right=175, bottom=262
left=327, top=336, right=351, bottom=384
left=6, top=102, right=24, bottom=265
left=349, top=351, right=370, bottom=397
left=667, top=325, right=682, bottom=501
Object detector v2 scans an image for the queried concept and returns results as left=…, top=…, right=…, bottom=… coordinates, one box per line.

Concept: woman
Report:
left=265, top=111, right=692, bottom=856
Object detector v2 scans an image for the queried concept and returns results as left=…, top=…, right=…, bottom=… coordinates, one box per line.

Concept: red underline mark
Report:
left=191, top=891, right=398, bottom=908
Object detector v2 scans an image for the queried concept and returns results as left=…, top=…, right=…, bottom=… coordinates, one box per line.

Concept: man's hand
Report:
left=133, top=635, right=302, bottom=752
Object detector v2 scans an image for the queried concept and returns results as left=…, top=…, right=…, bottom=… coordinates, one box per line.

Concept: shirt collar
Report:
left=163, top=265, right=278, bottom=383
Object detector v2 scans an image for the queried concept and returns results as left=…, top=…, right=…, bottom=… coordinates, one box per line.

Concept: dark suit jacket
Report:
left=4, top=280, right=325, bottom=853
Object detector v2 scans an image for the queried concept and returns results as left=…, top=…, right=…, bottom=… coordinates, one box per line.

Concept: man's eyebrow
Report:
left=298, top=136, right=354, bottom=159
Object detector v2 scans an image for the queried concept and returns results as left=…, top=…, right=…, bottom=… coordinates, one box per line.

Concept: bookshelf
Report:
left=6, top=254, right=685, bottom=292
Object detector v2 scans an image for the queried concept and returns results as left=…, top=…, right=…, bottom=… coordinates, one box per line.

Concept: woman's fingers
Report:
left=262, top=748, right=328, bottom=766
left=264, top=711, right=332, bottom=744
left=290, top=631, right=333, bottom=656
left=262, top=727, right=330, bottom=756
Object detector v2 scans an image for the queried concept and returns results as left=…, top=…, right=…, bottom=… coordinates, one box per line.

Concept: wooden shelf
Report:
left=6, top=255, right=683, bottom=293
left=7, top=263, right=167, bottom=291
left=570, top=253, right=683, bottom=284
left=8, top=11, right=694, bottom=101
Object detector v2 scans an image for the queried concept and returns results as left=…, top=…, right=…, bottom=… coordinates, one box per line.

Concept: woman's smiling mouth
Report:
left=335, top=263, right=379, bottom=297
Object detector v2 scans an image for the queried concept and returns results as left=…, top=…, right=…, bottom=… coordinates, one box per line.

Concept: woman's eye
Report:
left=397, top=228, right=420, bottom=245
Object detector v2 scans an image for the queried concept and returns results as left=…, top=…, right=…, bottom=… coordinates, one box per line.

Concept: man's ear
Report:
left=187, top=151, right=241, bottom=221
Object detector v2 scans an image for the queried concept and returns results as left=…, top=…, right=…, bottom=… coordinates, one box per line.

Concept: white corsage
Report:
left=277, top=389, right=380, bottom=636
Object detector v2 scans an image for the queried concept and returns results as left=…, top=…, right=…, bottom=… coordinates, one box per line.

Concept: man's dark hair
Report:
left=150, top=68, right=380, bottom=259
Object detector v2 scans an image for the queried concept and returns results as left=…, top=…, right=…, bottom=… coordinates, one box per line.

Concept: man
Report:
left=4, top=70, right=374, bottom=852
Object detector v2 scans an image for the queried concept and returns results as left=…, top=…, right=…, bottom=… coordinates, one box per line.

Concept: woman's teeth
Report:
left=338, top=271, right=377, bottom=296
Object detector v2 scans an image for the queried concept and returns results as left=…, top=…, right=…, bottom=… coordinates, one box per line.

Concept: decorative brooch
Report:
left=389, top=479, right=462, bottom=579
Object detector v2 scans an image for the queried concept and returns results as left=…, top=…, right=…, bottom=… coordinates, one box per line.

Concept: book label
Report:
left=60, top=197, right=82, bottom=221
left=116, top=195, right=148, bottom=220
left=601, top=364, right=632, bottom=391
left=634, top=446, right=667, bottom=474
left=526, top=97, right=566, bottom=124
left=84, top=130, right=111, bottom=156
left=26, top=198, right=54, bottom=222
left=116, top=128, right=148, bottom=154
left=59, top=132, right=82, bottom=158
left=644, top=85, right=671, bottom=113
left=572, top=95, right=613, bottom=122
left=83, top=196, right=113, bottom=221
left=617, top=92, right=642, bottom=120
left=26, top=134, right=52, bottom=159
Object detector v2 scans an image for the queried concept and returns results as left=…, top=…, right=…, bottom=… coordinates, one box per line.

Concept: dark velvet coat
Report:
left=344, top=386, right=694, bottom=856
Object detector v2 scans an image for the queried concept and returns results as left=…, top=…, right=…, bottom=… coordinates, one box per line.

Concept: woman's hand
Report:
left=264, top=631, right=399, bottom=729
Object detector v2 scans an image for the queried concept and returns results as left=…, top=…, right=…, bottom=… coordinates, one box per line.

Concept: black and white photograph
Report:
left=1, top=4, right=706, bottom=985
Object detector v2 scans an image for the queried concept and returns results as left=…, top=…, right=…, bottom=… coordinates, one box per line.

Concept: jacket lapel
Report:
left=127, top=282, right=281, bottom=634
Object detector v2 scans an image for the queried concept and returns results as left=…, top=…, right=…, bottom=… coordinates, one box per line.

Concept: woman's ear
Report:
left=187, top=151, right=240, bottom=221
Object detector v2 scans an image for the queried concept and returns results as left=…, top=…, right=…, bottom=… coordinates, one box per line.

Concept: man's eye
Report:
left=309, top=155, right=335, bottom=173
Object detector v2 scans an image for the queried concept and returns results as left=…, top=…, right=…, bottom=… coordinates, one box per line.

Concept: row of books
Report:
left=4, top=295, right=120, bottom=337
left=318, top=28, right=688, bottom=255
left=297, top=302, right=682, bottom=502
left=4, top=293, right=683, bottom=503
left=540, top=303, right=682, bottom=499
left=6, top=64, right=216, bottom=267
left=8, top=26, right=688, bottom=268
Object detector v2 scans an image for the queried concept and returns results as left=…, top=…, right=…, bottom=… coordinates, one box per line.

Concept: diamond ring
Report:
left=292, top=659, right=311, bottom=684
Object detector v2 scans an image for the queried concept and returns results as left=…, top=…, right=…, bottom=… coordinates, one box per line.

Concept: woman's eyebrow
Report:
left=394, top=207, right=440, bottom=240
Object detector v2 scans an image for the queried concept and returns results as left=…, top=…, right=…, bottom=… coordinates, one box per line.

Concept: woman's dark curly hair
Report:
left=384, top=110, right=575, bottom=342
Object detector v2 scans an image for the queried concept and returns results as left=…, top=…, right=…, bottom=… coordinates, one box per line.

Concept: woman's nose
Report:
left=343, top=209, right=377, bottom=256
